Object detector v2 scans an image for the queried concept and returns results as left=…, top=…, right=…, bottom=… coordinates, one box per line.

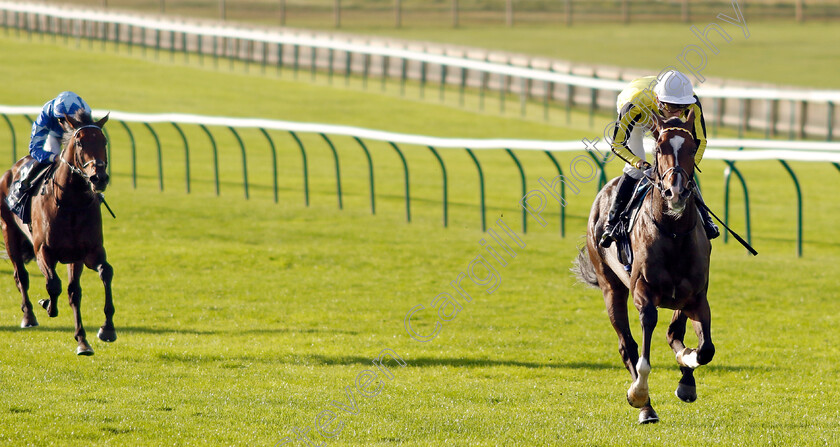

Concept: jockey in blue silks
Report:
left=20, top=91, right=92, bottom=190
left=5, top=91, right=92, bottom=213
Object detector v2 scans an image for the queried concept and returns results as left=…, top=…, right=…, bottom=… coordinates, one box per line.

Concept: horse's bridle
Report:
left=646, top=126, right=695, bottom=198
left=60, top=124, right=108, bottom=192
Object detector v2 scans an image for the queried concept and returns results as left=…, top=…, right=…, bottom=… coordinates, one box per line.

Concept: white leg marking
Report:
left=627, top=357, right=651, bottom=407
left=676, top=348, right=700, bottom=369
left=636, top=357, right=651, bottom=383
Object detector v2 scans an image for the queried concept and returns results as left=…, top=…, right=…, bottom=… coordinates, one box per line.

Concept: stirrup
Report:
left=600, top=225, right=617, bottom=248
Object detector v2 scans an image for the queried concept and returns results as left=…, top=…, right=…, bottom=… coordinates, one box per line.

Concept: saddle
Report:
left=613, top=178, right=652, bottom=272
left=6, top=159, right=57, bottom=225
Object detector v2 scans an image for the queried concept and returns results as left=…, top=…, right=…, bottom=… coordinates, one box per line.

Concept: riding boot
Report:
left=599, top=173, right=638, bottom=248
left=693, top=186, right=720, bottom=240
left=6, top=160, right=42, bottom=207
left=18, top=160, right=42, bottom=192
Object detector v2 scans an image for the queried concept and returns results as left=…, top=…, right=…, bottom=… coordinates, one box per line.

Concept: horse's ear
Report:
left=61, top=113, right=80, bottom=132
left=95, top=113, right=109, bottom=129
left=650, top=111, right=665, bottom=140
left=683, top=109, right=696, bottom=130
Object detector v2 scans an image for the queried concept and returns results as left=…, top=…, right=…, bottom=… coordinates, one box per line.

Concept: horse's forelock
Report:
left=61, top=110, right=99, bottom=152
left=663, top=117, right=684, bottom=127
left=73, top=109, right=94, bottom=125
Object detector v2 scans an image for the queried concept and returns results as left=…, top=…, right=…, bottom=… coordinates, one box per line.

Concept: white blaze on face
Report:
left=669, top=135, right=685, bottom=159
left=667, top=134, right=687, bottom=214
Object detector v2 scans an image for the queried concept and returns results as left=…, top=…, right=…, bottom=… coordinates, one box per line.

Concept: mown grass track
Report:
left=0, top=36, right=838, bottom=446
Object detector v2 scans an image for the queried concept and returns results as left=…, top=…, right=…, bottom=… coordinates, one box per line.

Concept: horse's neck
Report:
left=53, top=157, right=90, bottom=206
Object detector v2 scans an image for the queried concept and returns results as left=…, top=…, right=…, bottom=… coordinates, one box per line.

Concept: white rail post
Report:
left=452, top=0, right=459, bottom=28
left=279, top=0, right=286, bottom=26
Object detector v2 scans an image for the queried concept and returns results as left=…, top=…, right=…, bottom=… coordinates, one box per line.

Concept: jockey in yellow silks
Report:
left=600, top=70, right=719, bottom=248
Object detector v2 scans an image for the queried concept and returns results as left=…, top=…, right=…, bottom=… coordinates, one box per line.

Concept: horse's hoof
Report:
left=638, top=407, right=659, bottom=424
left=98, top=327, right=117, bottom=342
left=76, top=338, right=93, bottom=355
left=20, top=316, right=39, bottom=328
left=675, top=383, right=697, bottom=403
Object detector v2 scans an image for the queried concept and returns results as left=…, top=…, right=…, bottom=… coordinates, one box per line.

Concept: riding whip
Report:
left=698, top=202, right=757, bottom=256
left=98, top=193, right=116, bottom=219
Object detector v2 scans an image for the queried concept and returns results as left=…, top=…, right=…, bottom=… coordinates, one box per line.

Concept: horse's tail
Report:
left=572, top=243, right=599, bottom=288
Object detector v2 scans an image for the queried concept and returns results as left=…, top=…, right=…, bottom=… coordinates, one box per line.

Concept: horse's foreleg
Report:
left=86, top=250, right=115, bottom=343
left=628, top=280, right=658, bottom=423
left=601, top=271, right=658, bottom=422
left=667, top=310, right=697, bottom=403
left=35, top=249, right=60, bottom=319
left=687, top=297, right=715, bottom=366
left=67, top=262, right=93, bottom=356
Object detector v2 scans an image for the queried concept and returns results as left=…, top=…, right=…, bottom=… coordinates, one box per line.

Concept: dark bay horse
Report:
left=574, top=110, right=714, bottom=424
left=0, top=111, right=115, bottom=355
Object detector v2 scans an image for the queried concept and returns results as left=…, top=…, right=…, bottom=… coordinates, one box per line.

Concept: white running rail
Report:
left=1, top=106, right=838, bottom=163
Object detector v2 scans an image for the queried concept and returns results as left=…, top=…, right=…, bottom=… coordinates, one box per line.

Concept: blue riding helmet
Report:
left=29, top=92, right=93, bottom=163
left=52, top=91, right=91, bottom=120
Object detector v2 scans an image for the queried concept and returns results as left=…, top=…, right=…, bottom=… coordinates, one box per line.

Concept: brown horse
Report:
left=574, top=110, right=714, bottom=424
left=0, top=110, right=115, bottom=355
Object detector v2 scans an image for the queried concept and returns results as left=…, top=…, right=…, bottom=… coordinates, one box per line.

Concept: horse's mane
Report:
left=61, top=109, right=95, bottom=148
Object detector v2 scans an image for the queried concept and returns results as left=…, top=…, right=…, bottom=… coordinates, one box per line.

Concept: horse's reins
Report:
left=57, top=125, right=116, bottom=219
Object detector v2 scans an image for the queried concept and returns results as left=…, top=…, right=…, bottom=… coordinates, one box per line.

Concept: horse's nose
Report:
left=91, top=173, right=109, bottom=188
left=665, top=185, right=683, bottom=200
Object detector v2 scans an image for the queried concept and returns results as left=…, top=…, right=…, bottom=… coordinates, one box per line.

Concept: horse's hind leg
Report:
left=603, top=280, right=639, bottom=381
left=667, top=310, right=697, bottom=402
left=14, top=258, right=35, bottom=328
left=86, top=249, right=115, bottom=342
left=1, top=218, right=36, bottom=328
left=67, top=262, right=93, bottom=355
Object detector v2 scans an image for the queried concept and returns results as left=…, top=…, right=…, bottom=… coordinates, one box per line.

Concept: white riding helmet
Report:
left=654, top=71, right=696, bottom=105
